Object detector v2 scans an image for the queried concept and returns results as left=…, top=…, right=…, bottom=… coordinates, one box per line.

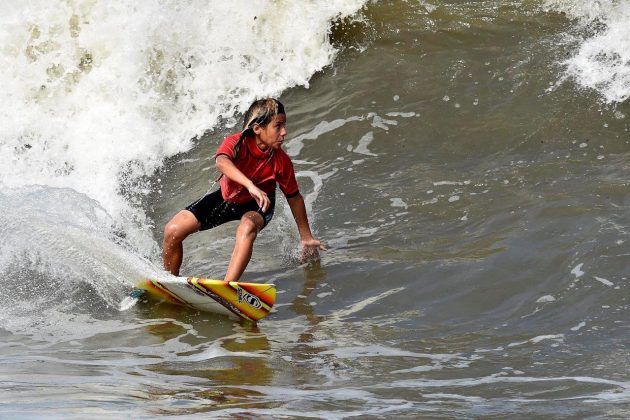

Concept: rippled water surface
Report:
left=1, top=0, right=629, bottom=417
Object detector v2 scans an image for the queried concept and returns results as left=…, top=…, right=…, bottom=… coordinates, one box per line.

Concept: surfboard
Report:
left=131, top=277, right=276, bottom=322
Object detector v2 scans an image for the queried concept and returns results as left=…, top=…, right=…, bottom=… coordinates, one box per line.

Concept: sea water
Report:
left=1, top=0, right=629, bottom=417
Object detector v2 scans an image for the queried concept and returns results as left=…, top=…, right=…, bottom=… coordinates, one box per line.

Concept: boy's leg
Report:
left=224, top=211, right=265, bottom=282
left=163, top=210, right=201, bottom=276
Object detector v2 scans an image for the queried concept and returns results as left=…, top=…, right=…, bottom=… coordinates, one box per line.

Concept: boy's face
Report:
left=254, top=114, right=287, bottom=151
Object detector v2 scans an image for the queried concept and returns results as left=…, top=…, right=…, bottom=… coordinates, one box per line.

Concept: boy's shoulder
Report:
left=215, top=132, right=243, bottom=158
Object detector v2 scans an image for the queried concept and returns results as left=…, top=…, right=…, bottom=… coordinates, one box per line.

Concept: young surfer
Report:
left=162, top=98, right=325, bottom=280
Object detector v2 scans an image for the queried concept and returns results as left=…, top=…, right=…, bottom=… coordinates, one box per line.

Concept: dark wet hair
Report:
left=233, top=98, right=285, bottom=158
left=242, top=98, right=285, bottom=131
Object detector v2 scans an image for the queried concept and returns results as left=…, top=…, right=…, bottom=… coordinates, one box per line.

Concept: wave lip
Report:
left=0, top=0, right=370, bottom=228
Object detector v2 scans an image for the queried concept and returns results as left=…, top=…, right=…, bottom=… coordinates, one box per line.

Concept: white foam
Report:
left=286, top=116, right=363, bottom=157
left=571, top=263, right=585, bottom=278
left=295, top=170, right=324, bottom=215
left=320, top=345, right=461, bottom=362
left=288, top=112, right=405, bottom=158
left=386, top=111, right=417, bottom=118
left=508, top=334, right=565, bottom=348
left=324, top=287, right=404, bottom=322
left=536, top=295, right=556, bottom=303
left=545, top=0, right=630, bottom=102
left=448, top=195, right=460, bottom=203
left=390, top=198, right=408, bottom=209
left=570, top=321, right=586, bottom=331
left=353, top=131, right=378, bottom=156
left=594, top=276, right=614, bottom=287
left=385, top=374, right=630, bottom=403
left=544, top=0, right=618, bottom=21
left=530, top=334, right=564, bottom=344
left=433, top=180, right=472, bottom=186
left=371, top=115, right=398, bottom=130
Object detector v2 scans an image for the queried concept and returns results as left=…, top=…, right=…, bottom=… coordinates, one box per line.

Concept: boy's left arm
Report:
left=286, top=193, right=326, bottom=260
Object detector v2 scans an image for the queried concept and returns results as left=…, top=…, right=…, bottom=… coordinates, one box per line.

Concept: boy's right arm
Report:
left=215, top=155, right=270, bottom=211
left=286, top=193, right=326, bottom=262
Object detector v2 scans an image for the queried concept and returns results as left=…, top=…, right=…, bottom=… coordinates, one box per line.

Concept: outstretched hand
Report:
left=300, top=238, right=327, bottom=263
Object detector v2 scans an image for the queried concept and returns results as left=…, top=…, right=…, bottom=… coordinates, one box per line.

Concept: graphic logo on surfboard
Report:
left=237, top=287, right=263, bottom=309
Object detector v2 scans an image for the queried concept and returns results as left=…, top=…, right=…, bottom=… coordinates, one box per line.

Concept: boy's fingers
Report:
left=261, top=195, right=269, bottom=212
left=254, top=191, right=269, bottom=212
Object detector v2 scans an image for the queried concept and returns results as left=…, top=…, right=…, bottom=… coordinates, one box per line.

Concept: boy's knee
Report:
left=164, top=221, right=185, bottom=244
left=237, top=217, right=260, bottom=238
left=163, top=211, right=199, bottom=244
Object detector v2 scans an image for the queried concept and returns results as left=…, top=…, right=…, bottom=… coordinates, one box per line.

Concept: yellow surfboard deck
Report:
left=135, top=277, right=276, bottom=322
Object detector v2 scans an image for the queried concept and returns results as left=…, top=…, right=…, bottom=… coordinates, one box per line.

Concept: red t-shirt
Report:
left=215, top=132, right=299, bottom=204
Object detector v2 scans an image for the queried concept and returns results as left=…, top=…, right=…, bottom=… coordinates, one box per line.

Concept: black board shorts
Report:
left=185, top=188, right=275, bottom=231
